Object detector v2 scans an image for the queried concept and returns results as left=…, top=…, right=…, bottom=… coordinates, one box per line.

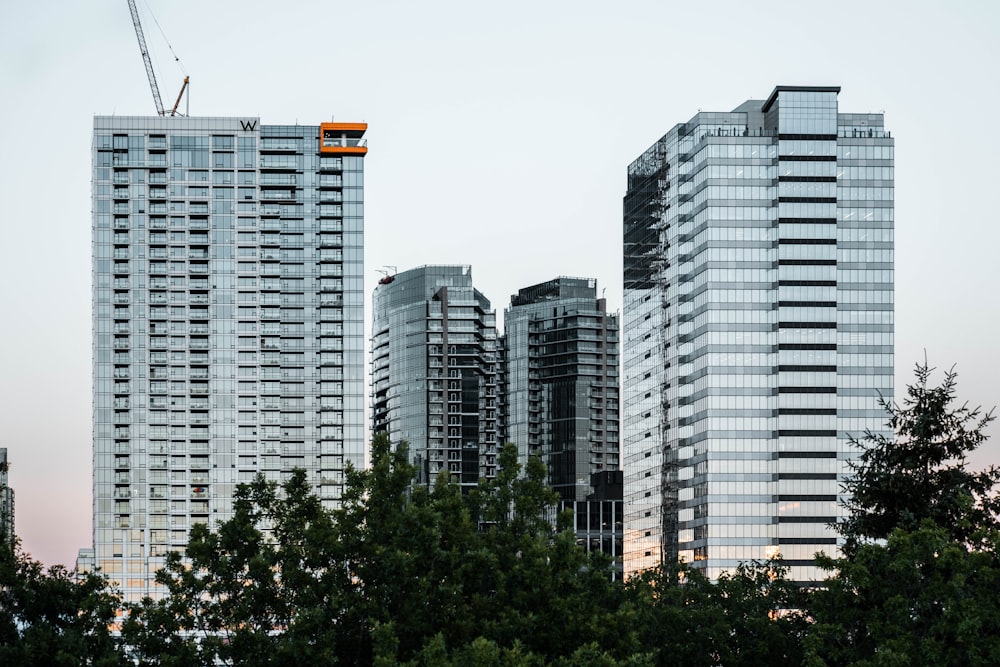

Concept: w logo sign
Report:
left=239, top=120, right=257, bottom=131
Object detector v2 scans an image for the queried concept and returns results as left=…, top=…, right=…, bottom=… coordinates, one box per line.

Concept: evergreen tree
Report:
left=807, top=363, right=1000, bottom=666
left=839, top=362, right=998, bottom=550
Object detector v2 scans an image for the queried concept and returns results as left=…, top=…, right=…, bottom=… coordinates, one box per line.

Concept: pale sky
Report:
left=1, top=0, right=998, bottom=568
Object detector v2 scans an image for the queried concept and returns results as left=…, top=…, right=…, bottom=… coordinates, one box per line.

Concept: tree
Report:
left=806, top=363, right=1000, bottom=666
left=125, top=436, right=633, bottom=665
left=123, top=467, right=354, bottom=666
left=462, top=444, right=627, bottom=661
left=806, top=524, right=1000, bottom=667
left=839, top=362, right=998, bottom=550
left=623, top=561, right=807, bottom=666
left=0, top=535, right=126, bottom=667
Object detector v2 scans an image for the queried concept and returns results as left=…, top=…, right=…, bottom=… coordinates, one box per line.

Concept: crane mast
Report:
left=127, top=0, right=165, bottom=116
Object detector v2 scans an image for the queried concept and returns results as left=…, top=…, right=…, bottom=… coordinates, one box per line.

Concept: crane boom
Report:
left=170, top=76, right=190, bottom=116
left=127, top=0, right=165, bottom=116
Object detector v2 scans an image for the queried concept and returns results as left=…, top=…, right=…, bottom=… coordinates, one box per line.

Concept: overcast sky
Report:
left=1, top=0, right=998, bottom=568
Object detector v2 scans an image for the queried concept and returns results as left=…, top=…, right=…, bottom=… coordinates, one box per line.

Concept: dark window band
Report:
left=778, top=134, right=838, bottom=141
left=778, top=155, right=837, bottom=162
left=778, top=197, right=838, bottom=204
left=778, top=365, right=836, bottom=372
left=778, top=538, right=838, bottom=545
left=778, top=280, right=837, bottom=287
left=778, top=386, right=837, bottom=393
left=778, top=322, right=836, bottom=328
left=778, top=176, right=838, bottom=183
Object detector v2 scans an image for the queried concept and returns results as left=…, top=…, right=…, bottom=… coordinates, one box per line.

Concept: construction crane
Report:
left=127, top=0, right=188, bottom=116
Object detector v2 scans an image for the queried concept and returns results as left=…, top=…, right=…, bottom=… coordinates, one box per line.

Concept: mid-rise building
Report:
left=622, top=86, right=893, bottom=581
left=500, top=277, right=623, bottom=571
left=0, top=448, right=13, bottom=544
left=90, top=116, right=367, bottom=600
left=371, top=265, right=499, bottom=492
left=500, top=278, right=620, bottom=495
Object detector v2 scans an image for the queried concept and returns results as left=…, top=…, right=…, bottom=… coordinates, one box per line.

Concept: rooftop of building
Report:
left=510, top=276, right=599, bottom=307
left=761, top=85, right=841, bottom=113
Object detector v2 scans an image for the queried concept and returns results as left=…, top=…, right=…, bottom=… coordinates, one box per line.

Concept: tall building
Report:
left=501, top=277, right=620, bottom=497
left=0, top=448, right=13, bottom=544
left=500, top=277, right=623, bottom=572
left=623, top=86, right=893, bottom=581
left=90, top=116, right=367, bottom=600
left=371, top=266, right=499, bottom=492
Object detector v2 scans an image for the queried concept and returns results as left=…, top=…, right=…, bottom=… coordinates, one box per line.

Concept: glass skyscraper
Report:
left=0, top=448, right=12, bottom=545
left=90, top=116, right=366, bottom=601
left=623, top=86, right=893, bottom=582
left=371, top=265, right=499, bottom=492
left=500, top=277, right=623, bottom=573
left=500, top=277, right=620, bottom=499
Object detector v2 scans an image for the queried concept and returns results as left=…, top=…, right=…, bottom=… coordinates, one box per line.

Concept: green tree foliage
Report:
left=807, top=525, right=1000, bottom=667
left=122, top=462, right=352, bottom=666
left=808, top=363, right=1000, bottom=666
left=124, top=433, right=810, bottom=665
left=623, top=561, right=807, bottom=666
left=0, top=535, right=126, bottom=666
left=839, top=362, right=999, bottom=550
left=14, top=361, right=1000, bottom=665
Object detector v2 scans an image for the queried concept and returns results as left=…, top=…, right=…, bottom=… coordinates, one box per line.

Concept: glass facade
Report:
left=371, top=266, right=498, bottom=492
left=622, top=87, right=893, bottom=582
left=90, top=116, right=366, bottom=601
left=0, top=448, right=12, bottom=545
left=500, top=277, right=623, bottom=573
left=500, top=277, right=620, bottom=499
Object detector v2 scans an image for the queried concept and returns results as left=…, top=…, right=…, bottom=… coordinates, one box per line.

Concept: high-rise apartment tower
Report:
left=90, top=116, right=367, bottom=600
left=500, top=277, right=620, bottom=498
left=0, top=449, right=12, bottom=545
left=500, top=277, right=623, bottom=572
left=623, top=86, right=893, bottom=581
left=371, top=266, right=499, bottom=492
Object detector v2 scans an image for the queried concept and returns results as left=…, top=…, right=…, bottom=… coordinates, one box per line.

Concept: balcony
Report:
left=259, top=156, right=299, bottom=169
left=260, top=190, right=295, bottom=201
left=318, top=250, right=343, bottom=263
left=319, top=220, right=343, bottom=232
